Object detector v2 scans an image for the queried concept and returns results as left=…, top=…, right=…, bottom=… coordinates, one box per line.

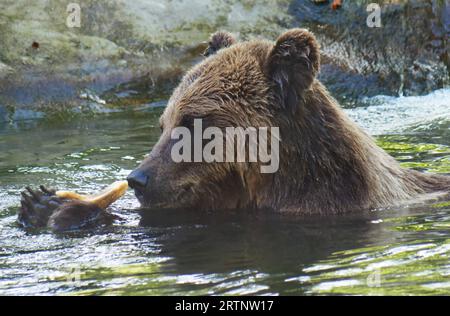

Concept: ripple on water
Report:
left=0, top=94, right=449, bottom=295
left=346, top=88, right=450, bottom=136
left=295, top=204, right=450, bottom=295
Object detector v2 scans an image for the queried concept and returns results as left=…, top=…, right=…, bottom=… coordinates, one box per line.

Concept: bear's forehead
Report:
left=168, top=41, right=272, bottom=109
left=159, top=41, right=274, bottom=128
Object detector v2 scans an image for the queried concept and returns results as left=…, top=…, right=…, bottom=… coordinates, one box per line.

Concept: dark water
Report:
left=0, top=90, right=449, bottom=295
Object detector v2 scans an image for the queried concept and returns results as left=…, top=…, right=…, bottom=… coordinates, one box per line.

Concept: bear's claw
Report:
left=19, top=186, right=63, bottom=228
left=18, top=182, right=127, bottom=232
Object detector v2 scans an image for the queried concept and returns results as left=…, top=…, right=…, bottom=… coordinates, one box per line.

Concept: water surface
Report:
left=0, top=90, right=449, bottom=295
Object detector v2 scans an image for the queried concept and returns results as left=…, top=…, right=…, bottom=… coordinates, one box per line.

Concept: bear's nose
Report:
left=127, top=169, right=149, bottom=189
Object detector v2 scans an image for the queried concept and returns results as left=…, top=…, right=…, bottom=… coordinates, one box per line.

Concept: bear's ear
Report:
left=203, top=31, right=236, bottom=57
left=267, top=28, right=320, bottom=109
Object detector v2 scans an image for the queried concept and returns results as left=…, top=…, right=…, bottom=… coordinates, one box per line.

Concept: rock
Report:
left=0, top=104, right=9, bottom=123
left=289, top=0, right=450, bottom=98
left=0, top=0, right=448, bottom=115
left=11, top=109, right=45, bottom=121
left=0, top=62, right=14, bottom=79
left=79, top=89, right=106, bottom=105
left=0, top=0, right=291, bottom=112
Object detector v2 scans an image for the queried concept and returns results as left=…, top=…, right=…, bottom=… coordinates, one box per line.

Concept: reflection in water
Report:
left=0, top=90, right=449, bottom=295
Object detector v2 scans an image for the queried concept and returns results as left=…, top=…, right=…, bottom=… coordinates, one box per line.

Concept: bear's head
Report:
left=127, top=29, right=321, bottom=211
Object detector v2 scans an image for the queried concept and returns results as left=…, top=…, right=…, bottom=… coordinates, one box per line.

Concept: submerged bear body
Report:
left=126, top=28, right=450, bottom=215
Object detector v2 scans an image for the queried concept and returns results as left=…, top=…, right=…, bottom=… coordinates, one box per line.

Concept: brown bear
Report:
left=127, top=28, right=450, bottom=215
left=127, top=29, right=450, bottom=214
left=18, top=29, right=450, bottom=232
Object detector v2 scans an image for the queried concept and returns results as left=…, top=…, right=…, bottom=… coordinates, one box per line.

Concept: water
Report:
left=0, top=89, right=449, bottom=295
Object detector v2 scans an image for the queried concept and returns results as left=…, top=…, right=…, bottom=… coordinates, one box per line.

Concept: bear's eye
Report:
left=179, top=115, right=212, bottom=130
left=180, top=116, right=195, bottom=129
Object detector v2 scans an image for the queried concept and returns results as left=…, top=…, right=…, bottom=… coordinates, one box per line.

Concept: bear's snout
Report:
left=127, top=169, right=149, bottom=203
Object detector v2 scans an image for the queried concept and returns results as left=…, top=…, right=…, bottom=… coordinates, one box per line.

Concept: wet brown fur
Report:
left=134, top=28, right=450, bottom=214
